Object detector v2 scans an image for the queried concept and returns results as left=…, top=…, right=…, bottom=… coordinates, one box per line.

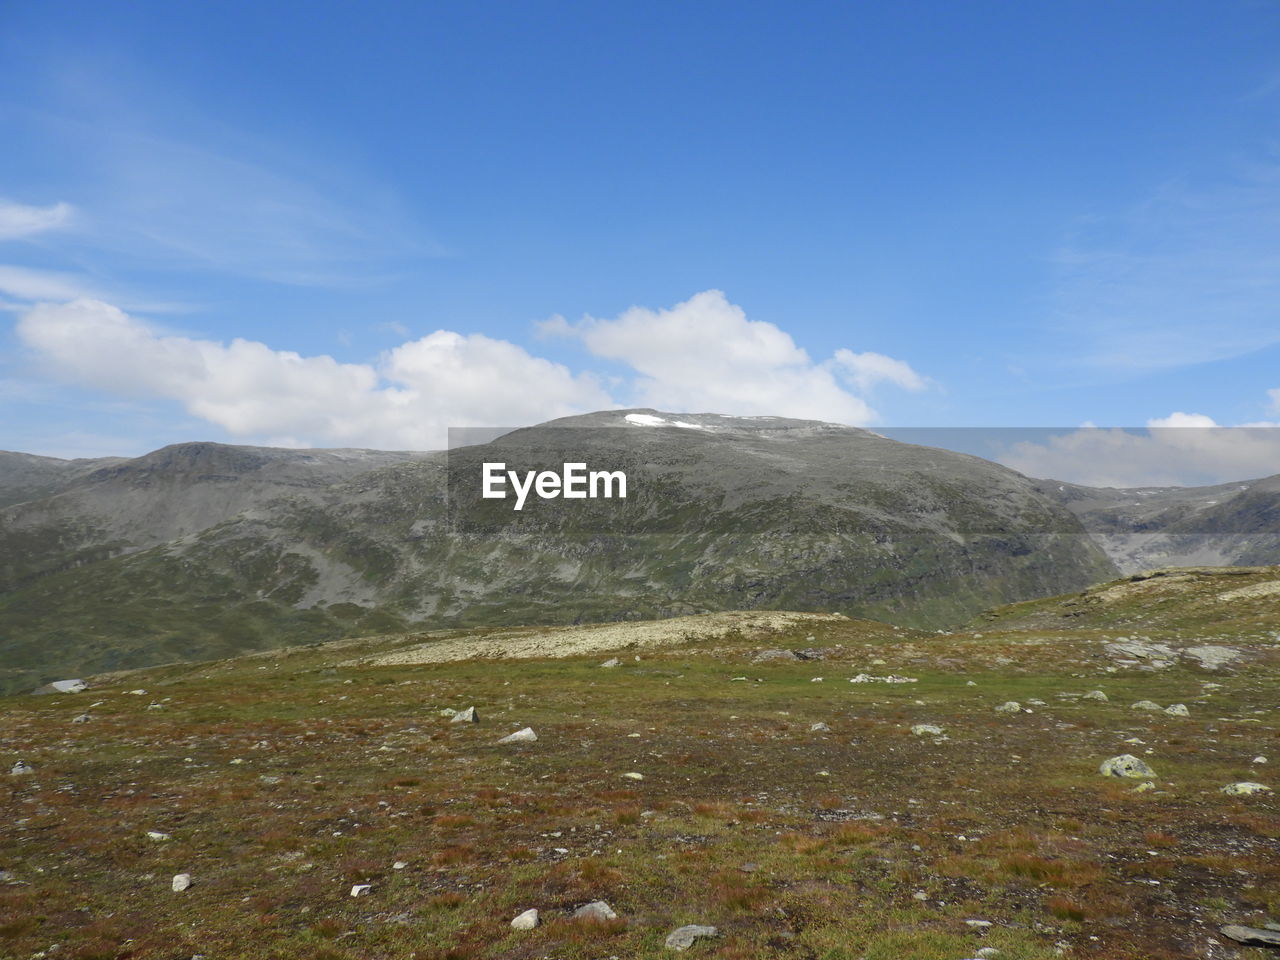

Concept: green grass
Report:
left=1, top=605, right=1277, bottom=959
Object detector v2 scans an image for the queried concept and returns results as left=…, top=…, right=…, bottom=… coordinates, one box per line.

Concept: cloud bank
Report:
left=15, top=291, right=926, bottom=449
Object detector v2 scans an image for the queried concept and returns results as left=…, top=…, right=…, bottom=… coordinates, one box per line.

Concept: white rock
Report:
left=573, top=900, right=618, bottom=921
left=810, top=722, right=831, bottom=732
left=498, top=727, right=537, bottom=744
left=171, top=873, right=192, bottom=892
left=622, top=772, right=644, bottom=781
left=665, top=924, right=718, bottom=950
left=1099, top=754, right=1156, bottom=779
left=995, top=701, right=1021, bottom=713
left=600, top=658, right=621, bottom=668
left=10, top=761, right=33, bottom=776
left=350, top=883, right=372, bottom=897
left=910, top=724, right=944, bottom=737
left=71, top=714, right=91, bottom=724
left=1164, top=703, right=1190, bottom=717
left=1252, top=756, right=1268, bottom=764
left=511, top=908, right=539, bottom=930
left=1083, top=690, right=1109, bottom=701
left=964, top=919, right=993, bottom=928
left=146, top=831, right=171, bottom=841
left=1221, top=781, right=1272, bottom=796
left=1133, top=781, right=1156, bottom=793
left=450, top=706, right=479, bottom=724
left=1130, top=700, right=1163, bottom=712
left=50, top=679, right=86, bottom=694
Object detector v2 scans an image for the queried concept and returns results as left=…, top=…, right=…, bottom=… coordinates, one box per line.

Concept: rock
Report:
left=964, top=919, right=993, bottom=928
left=600, top=658, right=621, bottom=668
left=450, top=706, right=479, bottom=724
left=1130, top=700, right=1163, bottom=712
left=1083, top=690, right=1109, bottom=701
left=976, top=949, right=1001, bottom=959
left=1105, top=640, right=1176, bottom=662
left=71, top=714, right=91, bottom=724
left=146, top=831, right=171, bottom=841
left=171, top=873, right=192, bottom=892
left=665, top=924, right=719, bottom=950
left=350, top=883, right=372, bottom=897
left=438, top=708, right=457, bottom=718
left=910, top=724, right=944, bottom=737
left=1220, top=924, right=1280, bottom=947
left=1163, top=703, right=1190, bottom=717
left=995, top=701, right=1021, bottom=713
left=1133, top=781, right=1156, bottom=793
left=753, top=649, right=799, bottom=663
left=1253, top=756, right=1268, bottom=764
left=498, top=727, right=537, bottom=743
left=511, top=908, right=539, bottom=930
left=1221, top=782, right=1272, bottom=796
left=1099, top=754, right=1156, bottom=778
left=573, top=900, right=618, bottom=922
left=622, top=772, right=644, bottom=781
left=1183, top=645, right=1242, bottom=671
left=810, top=722, right=831, bottom=732
left=10, top=761, right=33, bottom=776
left=393, top=861, right=407, bottom=869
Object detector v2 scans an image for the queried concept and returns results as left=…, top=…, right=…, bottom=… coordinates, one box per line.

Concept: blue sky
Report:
left=4, top=0, right=1280, bottom=478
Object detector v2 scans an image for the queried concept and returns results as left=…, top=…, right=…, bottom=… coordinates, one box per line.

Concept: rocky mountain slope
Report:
left=0, top=411, right=1116, bottom=693
left=1036, top=475, right=1280, bottom=573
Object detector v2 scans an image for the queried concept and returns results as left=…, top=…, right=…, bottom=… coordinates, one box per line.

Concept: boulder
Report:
left=1083, top=690, right=1109, bottom=701
left=450, top=706, right=479, bottom=724
left=1163, top=703, right=1190, bottom=717
left=573, top=900, right=618, bottom=922
left=498, top=727, right=537, bottom=744
left=995, top=701, right=1021, bottom=713
left=171, top=874, right=192, bottom=892
left=1220, top=782, right=1271, bottom=796
left=1130, top=700, right=1163, bottom=712
left=10, top=761, right=33, bottom=776
left=511, top=908, right=539, bottom=930
left=1099, top=754, right=1156, bottom=778
left=1220, top=924, right=1280, bottom=947
left=910, top=724, right=944, bottom=737
left=665, top=924, right=719, bottom=950
left=600, top=658, right=621, bottom=668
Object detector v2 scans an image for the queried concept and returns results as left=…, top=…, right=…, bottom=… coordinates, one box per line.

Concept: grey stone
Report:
left=1083, top=690, right=1109, bottom=701
left=498, top=727, right=537, bottom=744
left=753, top=649, right=799, bottom=663
left=600, top=658, right=621, bottom=668
left=1220, top=924, right=1280, bottom=947
left=10, top=761, right=33, bottom=776
left=1220, top=781, right=1272, bottom=796
left=995, top=701, right=1021, bottom=713
left=1099, top=754, right=1156, bottom=778
left=809, top=722, right=831, bottom=732
left=573, top=900, right=618, bottom=922
left=1130, top=700, right=1163, bottom=712
left=511, top=908, right=539, bottom=930
left=450, top=706, right=478, bottom=724
left=910, top=724, right=944, bottom=737
left=1163, top=703, right=1190, bottom=717
left=665, top=924, right=718, bottom=950
left=171, top=873, right=192, bottom=892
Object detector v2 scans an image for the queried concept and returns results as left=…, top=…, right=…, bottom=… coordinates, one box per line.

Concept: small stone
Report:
left=71, top=714, right=91, bottom=724
left=393, top=861, right=407, bottom=870
left=622, top=772, right=644, bottom=781
left=665, top=924, right=718, bottom=950
left=1251, top=756, right=1267, bottom=764
left=10, top=761, right=33, bottom=776
left=913, top=890, right=929, bottom=901
left=1133, top=781, right=1156, bottom=793
left=450, top=706, right=479, bottom=724
left=976, top=949, right=1001, bottom=959
left=438, top=708, right=457, bottom=718
left=910, top=724, right=944, bottom=737
left=1130, top=700, right=1163, bottom=712
left=995, top=702, right=1020, bottom=713
left=600, top=658, right=621, bottom=668
left=964, top=919, right=993, bottom=928
left=1220, top=782, right=1272, bottom=796
left=810, top=722, right=831, bottom=732
left=498, top=727, right=537, bottom=744
left=573, top=900, right=618, bottom=922
left=171, top=873, right=192, bottom=892
left=146, top=831, right=171, bottom=841
left=511, top=908, right=539, bottom=930
left=1083, top=690, right=1108, bottom=701
left=350, top=883, right=372, bottom=897
left=1163, top=703, right=1190, bottom=717
left=753, top=649, right=799, bottom=663
left=1099, top=754, right=1156, bottom=779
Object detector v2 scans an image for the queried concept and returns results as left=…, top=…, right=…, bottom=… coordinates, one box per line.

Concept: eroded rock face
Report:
left=1099, top=754, right=1156, bottom=779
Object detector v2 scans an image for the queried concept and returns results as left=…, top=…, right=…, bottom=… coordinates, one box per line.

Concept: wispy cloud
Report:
left=1049, top=156, right=1280, bottom=372
left=0, top=264, right=100, bottom=304
left=0, top=199, right=75, bottom=240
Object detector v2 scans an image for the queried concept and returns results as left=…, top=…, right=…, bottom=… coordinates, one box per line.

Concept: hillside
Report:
left=1, top=579, right=1275, bottom=960
left=0, top=411, right=1117, bottom=694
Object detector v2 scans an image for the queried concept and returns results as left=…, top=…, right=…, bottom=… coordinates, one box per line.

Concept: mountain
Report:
left=1036, top=475, right=1280, bottom=573
left=0, top=411, right=1116, bottom=694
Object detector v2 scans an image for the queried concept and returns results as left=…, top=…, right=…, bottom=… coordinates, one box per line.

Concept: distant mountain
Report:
left=0, top=412, right=1120, bottom=693
left=1036, top=475, right=1280, bottom=573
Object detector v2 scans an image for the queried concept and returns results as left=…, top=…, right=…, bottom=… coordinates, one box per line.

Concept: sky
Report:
left=3, top=1, right=1280, bottom=483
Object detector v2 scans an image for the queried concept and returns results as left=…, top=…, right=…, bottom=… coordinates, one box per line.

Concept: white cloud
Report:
left=0, top=199, right=74, bottom=240
left=16, top=299, right=612, bottom=449
left=0, top=264, right=100, bottom=303
left=15, top=291, right=928, bottom=451
left=998, top=409, right=1280, bottom=486
left=1269, top=387, right=1280, bottom=412
left=543, top=289, right=925, bottom=425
